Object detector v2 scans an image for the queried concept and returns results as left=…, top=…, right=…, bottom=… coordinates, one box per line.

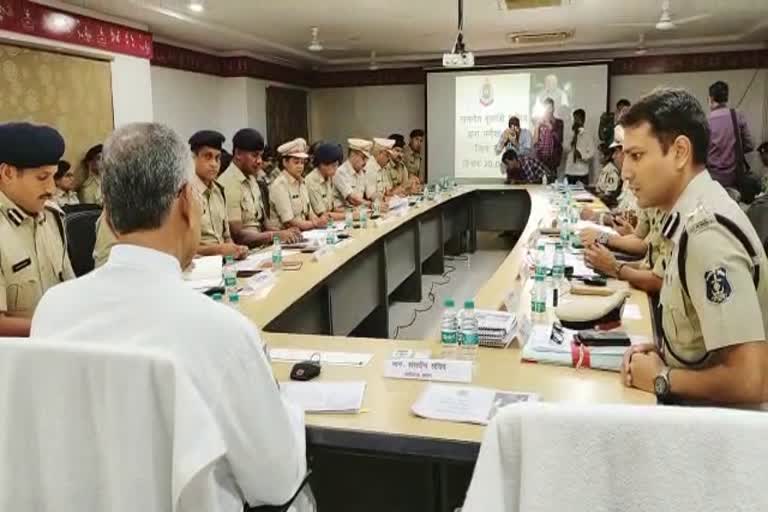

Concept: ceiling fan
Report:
left=616, top=0, right=712, bottom=31
left=306, top=27, right=348, bottom=52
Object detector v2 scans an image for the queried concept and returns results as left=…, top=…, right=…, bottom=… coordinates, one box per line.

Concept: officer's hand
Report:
left=584, top=244, right=618, bottom=277
left=628, top=350, right=665, bottom=393
left=580, top=207, right=596, bottom=221
left=220, top=243, right=244, bottom=258
left=278, top=229, right=300, bottom=244
left=621, top=344, right=657, bottom=387
left=614, top=216, right=634, bottom=236
left=580, top=227, right=600, bottom=247
left=313, top=214, right=329, bottom=228
left=235, top=245, right=249, bottom=260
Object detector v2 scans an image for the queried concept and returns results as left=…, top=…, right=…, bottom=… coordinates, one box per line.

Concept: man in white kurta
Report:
left=30, top=123, right=306, bottom=511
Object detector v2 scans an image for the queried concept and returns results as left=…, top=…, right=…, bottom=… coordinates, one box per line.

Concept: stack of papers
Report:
left=475, top=309, right=517, bottom=348
left=236, top=250, right=299, bottom=272
left=183, top=255, right=222, bottom=290
left=280, top=381, right=367, bottom=414
left=388, top=196, right=409, bottom=211
left=574, top=220, right=618, bottom=237
left=269, top=348, right=373, bottom=367
left=412, top=384, right=537, bottom=425
left=520, top=323, right=631, bottom=371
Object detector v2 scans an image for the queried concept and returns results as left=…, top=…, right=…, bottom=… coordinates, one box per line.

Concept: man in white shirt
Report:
left=565, top=108, right=595, bottom=185
left=31, top=123, right=307, bottom=511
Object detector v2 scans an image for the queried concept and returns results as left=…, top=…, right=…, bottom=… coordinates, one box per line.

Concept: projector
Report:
left=442, top=52, right=475, bottom=68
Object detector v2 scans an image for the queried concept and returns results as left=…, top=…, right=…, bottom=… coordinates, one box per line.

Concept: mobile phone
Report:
left=576, top=330, right=631, bottom=347
left=581, top=276, right=607, bottom=287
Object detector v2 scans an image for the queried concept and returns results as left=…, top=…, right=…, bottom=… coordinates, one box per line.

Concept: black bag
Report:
left=730, top=109, right=761, bottom=204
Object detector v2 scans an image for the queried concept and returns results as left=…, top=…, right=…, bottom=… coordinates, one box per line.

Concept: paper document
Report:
left=412, top=384, right=538, bottom=425
left=183, top=255, right=223, bottom=289
left=280, top=381, right=366, bottom=413
left=623, top=303, right=643, bottom=320
left=574, top=220, right=618, bottom=237
left=269, top=348, right=373, bottom=367
left=236, top=250, right=299, bottom=271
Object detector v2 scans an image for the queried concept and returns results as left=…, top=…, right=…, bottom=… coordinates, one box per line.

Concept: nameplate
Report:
left=311, top=245, right=334, bottom=262
left=384, top=358, right=473, bottom=383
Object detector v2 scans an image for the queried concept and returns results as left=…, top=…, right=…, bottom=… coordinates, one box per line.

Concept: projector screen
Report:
left=427, top=64, right=609, bottom=182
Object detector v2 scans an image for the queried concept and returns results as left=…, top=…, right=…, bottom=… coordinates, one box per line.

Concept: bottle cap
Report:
left=444, top=298, right=455, bottom=308
left=464, top=299, right=475, bottom=309
left=212, top=293, right=223, bottom=301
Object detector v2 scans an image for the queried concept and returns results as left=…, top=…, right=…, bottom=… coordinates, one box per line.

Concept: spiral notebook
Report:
left=475, top=309, right=518, bottom=348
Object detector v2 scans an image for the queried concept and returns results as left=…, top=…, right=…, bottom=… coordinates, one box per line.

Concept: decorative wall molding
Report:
left=0, top=0, right=152, bottom=59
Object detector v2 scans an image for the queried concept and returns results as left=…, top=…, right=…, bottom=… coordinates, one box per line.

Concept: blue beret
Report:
left=0, top=122, right=65, bottom=169
left=314, top=142, right=343, bottom=165
left=232, top=128, right=264, bottom=152
left=189, top=130, right=225, bottom=151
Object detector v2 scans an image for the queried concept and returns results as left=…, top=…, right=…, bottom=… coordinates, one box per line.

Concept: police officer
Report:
left=306, top=142, right=347, bottom=221
left=334, top=138, right=372, bottom=209
left=270, top=138, right=327, bottom=231
left=364, top=137, right=395, bottom=202
left=218, top=128, right=299, bottom=248
left=78, top=144, right=103, bottom=205
left=54, top=160, right=79, bottom=207
left=384, top=134, right=412, bottom=197
left=619, top=88, right=768, bottom=405
left=189, top=130, right=248, bottom=260
left=0, top=122, right=74, bottom=336
left=403, top=129, right=424, bottom=181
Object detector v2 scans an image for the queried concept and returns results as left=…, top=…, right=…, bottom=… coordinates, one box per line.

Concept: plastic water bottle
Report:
left=531, top=273, right=547, bottom=322
left=223, top=255, right=237, bottom=298
left=373, top=199, right=381, bottom=218
left=460, top=300, right=480, bottom=362
left=535, top=242, right=547, bottom=277
left=560, top=215, right=571, bottom=249
left=271, top=235, right=282, bottom=271
left=359, top=205, right=368, bottom=228
left=325, top=226, right=336, bottom=246
left=551, top=242, right=565, bottom=307
left=440, top=298, right=459, bottom=358
left=542, top=173, right=548, bottom=186
left=345, top=208, right=353, bottom=229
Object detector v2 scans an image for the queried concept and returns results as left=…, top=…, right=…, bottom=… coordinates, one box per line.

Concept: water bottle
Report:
left=359, top=205, right=368, bottom=228
left=551, top=242, right=565, bottom=307
left=560, top=214, right=571, bottom=249
left=460, top=299, right=479, bottom=362
left=223, top=255, right=237, bottom=298
left=440, top=298, right=459, bottom=358
left=535, top=242, right=547, bottom=277
left=373, top=199, right=381, bottom=218
left=345, top=208, right=353, bottom=229
left=271, top=235, right=282, bottom=271
left=325, top=226, right=336, bottom=246
left=542, top=172, right=548, bottom=186
left=531, top=273, right=547, bottom=323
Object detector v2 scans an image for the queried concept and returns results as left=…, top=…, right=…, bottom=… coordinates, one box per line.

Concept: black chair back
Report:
left=65, top=209, right=101, bottom=276
left=746, top=194, right=768, bottom=255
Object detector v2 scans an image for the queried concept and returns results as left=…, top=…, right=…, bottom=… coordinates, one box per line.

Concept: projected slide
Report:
left=455, top=73, right=531, bottom=178
left=431, top=65, right=608, bottom=180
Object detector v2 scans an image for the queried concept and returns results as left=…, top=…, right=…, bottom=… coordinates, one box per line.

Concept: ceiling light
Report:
left=43, top=13, right=77, bottom=34
left=188, top=1, right=204, bottom=13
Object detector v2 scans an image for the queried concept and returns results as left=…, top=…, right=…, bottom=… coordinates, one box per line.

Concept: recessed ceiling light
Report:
left=188, top=1, right=204, bottom=12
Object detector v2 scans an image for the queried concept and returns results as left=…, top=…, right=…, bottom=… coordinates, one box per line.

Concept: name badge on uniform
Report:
left=12, top=258, right=31, bottom=273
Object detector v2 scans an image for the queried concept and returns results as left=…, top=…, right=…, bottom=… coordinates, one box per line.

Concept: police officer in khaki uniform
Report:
left=364, top=137, right=395, bottom=202
left=619, top=88, right=768, bottom=405
left=0, top=122, right=74, bottom=336
left=270, top=138, right=328, bottom=231
left=306, top=142, right=348, bottom=221
left=92, top=211, right=116, bottom=269
left=53, top=160, right=80, bottom=207
left=385, top=134, right=415, bottom=197
left=334, top=138, right=372, bottom=209
left=218, top=128, right=299, bottom=248
left=189, top=130, right=248, bottom=260
left=78, top=144, right=103, bottom=205
left=403, top=129, right=424, bottom=181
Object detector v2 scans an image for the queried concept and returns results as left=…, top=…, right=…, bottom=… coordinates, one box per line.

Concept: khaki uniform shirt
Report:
left=386, top=160, right=409, bottom=190
left=364, top=158, right=390, bottom=201
left=403, top=145, right=422, bottom=179
left=269, top=171, right=314, bottom=226
left=659, top=171, right=768, bottom=368
left=333, top=160, right=366, bottom=209
left=79, top=174, right=103, bottom=205
left=93, top=211, right=117, bottom=269
left=192, top=175, right=231, bottom=246
left=305, top=168, right=336, bottom=216
left=0, top=191, right=74, bottom=316
left=55, top=189, right=80, bottom=207
left=634, top=207, right=670, bottom=278
left=218, top=163, right=266, bottom=230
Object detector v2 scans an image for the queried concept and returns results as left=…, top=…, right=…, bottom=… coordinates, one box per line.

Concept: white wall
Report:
left=310, top=85, right=425, bottom=144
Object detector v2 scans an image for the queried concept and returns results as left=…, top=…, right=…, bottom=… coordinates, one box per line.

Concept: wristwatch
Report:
left=597, top=232, right=611, bottom=247
left=654, top=366, right=673, bottom=401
